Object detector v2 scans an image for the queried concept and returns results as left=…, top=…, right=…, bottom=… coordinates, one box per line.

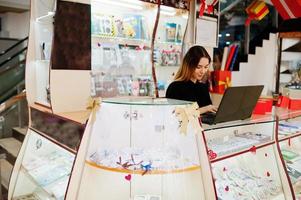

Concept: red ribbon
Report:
left=245, top=5, right=269, bottom=26
left=199, top=0, right=206, bottom=17
left=199, top=0, right=218, bottom=17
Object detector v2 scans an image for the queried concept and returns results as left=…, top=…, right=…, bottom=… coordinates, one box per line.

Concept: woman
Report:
left=166, top=45, right=217, bottom=114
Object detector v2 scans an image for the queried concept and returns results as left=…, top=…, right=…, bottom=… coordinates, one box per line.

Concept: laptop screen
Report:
left=213, top=85, right=264, bottom=124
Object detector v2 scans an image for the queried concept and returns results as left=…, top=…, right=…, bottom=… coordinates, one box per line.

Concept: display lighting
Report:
left=225, top=33, right=230, bottom=37
left=160, top=5, right=176, bottom=16
left=226, top=41, right=230, bottom=45
left=94, top=0, right=143, bottom=10
left=218, top=34, right=222, bottom=37
left=36, top=11, right=55, bottom=22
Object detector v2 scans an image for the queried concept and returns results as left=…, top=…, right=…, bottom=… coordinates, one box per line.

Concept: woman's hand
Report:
left=198, top=105, right=218, bottom=115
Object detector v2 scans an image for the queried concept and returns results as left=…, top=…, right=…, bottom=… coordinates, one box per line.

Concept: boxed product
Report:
left=210, top=70, right=231, bottom=94
left=289, top=98, right=301, bottom=110
left=253, top=98, right=273, bottom=114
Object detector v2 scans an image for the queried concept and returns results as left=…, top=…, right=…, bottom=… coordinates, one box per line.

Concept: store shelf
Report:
left=155, top=41, right=183, bottom=47
left=279, top=132, right=301, bottom=142
left=92, top=35, right=151, bottom=47
left=210, top=140, right=274, bottom=163
left=86, top=161, right=200, bottom=175
left=19, top=165, right=69, bottom=199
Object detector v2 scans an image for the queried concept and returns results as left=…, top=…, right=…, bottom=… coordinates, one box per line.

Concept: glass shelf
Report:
left=102, top=97, right=193, bottom=105
left=12, top=131, right=75, bottom=200
left=202, top=114, right=276, bottom=131
left=92, top=35, right=151, bottom=47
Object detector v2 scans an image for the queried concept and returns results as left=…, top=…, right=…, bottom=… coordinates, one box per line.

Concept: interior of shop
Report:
left=0, top=0, right=301, bottom=199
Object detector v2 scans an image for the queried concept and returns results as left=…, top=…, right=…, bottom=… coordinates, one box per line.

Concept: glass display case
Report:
left=277, top=110, right=301, bottom=199
left=91, top=0, right=158, bottom=98
left=73, top=98, right=207, bottom=200
left=202, top=115, right=290, bottom=200
left=8, top=107, right=86, bottom=200
left=26, top=0, right=56, bottom=107
left=11, top=130, right=74, bottom=200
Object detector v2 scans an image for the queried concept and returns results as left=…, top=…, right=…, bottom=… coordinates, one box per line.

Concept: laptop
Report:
left=201, top=85, right=264, bottom=125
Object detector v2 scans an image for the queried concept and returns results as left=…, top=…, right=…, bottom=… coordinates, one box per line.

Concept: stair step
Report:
left=0, top=159, right=13, bottom=189
left=0, top=138, right=22, bottom=158
left=12, top=127, right=27, bottom=142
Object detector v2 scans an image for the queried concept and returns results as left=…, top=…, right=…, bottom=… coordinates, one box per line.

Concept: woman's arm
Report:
left=198, top=105, right=217, bottom=114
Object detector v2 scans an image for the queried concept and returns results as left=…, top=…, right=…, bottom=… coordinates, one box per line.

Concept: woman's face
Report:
left=191, top=57, right=210, bottom=82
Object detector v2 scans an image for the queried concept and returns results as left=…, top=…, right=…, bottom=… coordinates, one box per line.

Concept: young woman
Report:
left=166, top=45, right=217, bottom=114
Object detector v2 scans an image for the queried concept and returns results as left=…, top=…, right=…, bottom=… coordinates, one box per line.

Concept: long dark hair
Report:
left=174, top=46, right=211, bottom=81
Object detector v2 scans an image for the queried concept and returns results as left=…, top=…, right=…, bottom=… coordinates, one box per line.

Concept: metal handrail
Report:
left=0, top=37, right=28, bottom=57
left=0, top=59, right=25, bottom=76
left=0, top=47, right=27, bottom=70
left=0, top=91, right=26, bottom=114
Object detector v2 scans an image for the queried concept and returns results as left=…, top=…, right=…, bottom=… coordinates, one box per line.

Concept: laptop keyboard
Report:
left=201, top=112, right=216, bottom=125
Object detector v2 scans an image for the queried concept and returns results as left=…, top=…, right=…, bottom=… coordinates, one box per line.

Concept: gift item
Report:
left=278, top=122, right=301, bottom=135
left=92, top=14, right=115, bottom=36
left=282, top=149, right=299, bottom=161
left=211, top=70, right=231, bottom=94
left=245, top=0, right=269, bottom=26
left=89, top=146, right=199, bottom=173
left=277, top=95, right=290, bottom=108
left=253, top=100, right=267, bottom=115
left=253, top=98, right=273, bottom=114
left=160, top=49, right=181, bottom=66
left=289, top=98, right=301, bottom=110
left=271, top=0, right=301, bottom=20
left=235, top=131, right=271, bottom=142
left=165, top=23, right=177, bottom=42
left=207, top=136, right=260, bottom=156
left=214, top=166, right=281, bottom=200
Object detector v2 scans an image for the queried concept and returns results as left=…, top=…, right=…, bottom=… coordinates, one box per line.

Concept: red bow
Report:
left=199, top=0, right=218, bottom=17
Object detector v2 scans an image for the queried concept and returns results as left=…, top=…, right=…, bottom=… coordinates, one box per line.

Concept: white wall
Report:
left=0, top=11, right=30, bottom=39
left=231, top=33, right=278, bottom=95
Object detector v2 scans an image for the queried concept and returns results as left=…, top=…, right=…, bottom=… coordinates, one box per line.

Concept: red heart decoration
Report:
left=225, top=186, right=229, bottom=191
left=208, top=149, right=217, bottom=160
left=125, top=174, right=131, bottom=181
left=250, top=146, right=257, bottom=154
left=267, top=171, right=270, bottom=177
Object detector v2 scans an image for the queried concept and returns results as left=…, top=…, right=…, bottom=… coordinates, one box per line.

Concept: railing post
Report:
left=17, top=84, right=23, bottom=128
left=244, top=24, right=250, bottom=55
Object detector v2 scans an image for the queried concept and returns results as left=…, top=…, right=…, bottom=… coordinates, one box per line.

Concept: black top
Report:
left=166, top=80, right=212, bottom=107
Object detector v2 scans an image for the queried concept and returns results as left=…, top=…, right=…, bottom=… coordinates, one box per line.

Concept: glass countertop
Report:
left=203, top=107, right=301, bottom=131
left=102, top=97, right=193, bottom=106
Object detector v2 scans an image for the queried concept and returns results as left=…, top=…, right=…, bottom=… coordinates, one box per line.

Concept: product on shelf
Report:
left=278, top=122, right=301, bottom=135
left=88, top=146, right=199, bottom=173
left=207, top=132, right=271, bottom=157
left=214, top=166, right=282, bottom=200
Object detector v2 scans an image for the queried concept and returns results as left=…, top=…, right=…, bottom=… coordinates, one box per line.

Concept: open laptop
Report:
left=201, top=85, right=264, bottom=125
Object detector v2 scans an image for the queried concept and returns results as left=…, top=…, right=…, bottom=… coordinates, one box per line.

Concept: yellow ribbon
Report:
left=86, top=97, right=101, bottom=123
left=174, top=102, right=204, bottom=135
left=218, top=77, right=231, bottom=89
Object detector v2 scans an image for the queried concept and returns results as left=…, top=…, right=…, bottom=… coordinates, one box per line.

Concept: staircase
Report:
left=0, top=127, right=26, bottom=197
left=0, top=89, right=28, bottom=200
left=231, top=33, right=278, bottom=95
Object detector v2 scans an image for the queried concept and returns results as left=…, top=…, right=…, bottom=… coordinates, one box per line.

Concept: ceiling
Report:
left=0, top=0, right=29, bottom=13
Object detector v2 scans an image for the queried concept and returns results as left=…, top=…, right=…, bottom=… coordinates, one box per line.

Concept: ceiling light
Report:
left=160, top=10, right=176, bottom=16
left=93, top=0, right=143, bottom=10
